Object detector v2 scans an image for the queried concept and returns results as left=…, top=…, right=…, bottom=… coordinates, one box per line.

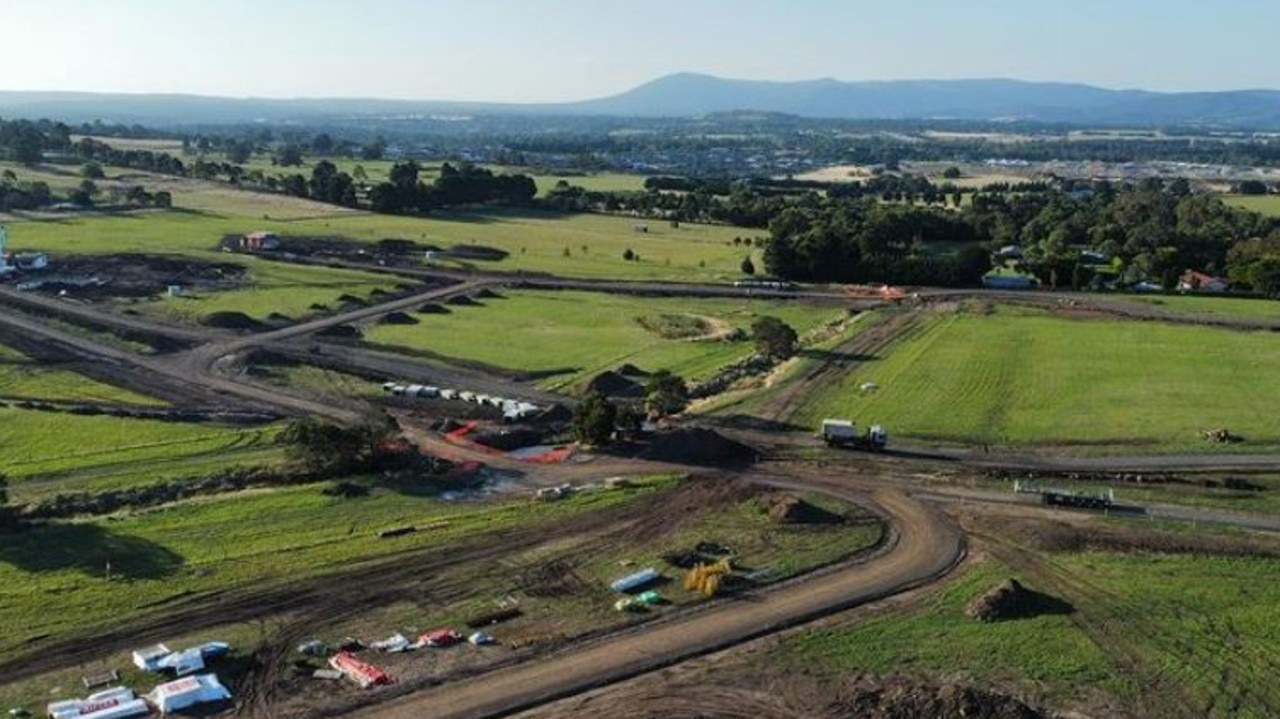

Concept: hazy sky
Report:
left=2, top=0, right=1277, bottom=99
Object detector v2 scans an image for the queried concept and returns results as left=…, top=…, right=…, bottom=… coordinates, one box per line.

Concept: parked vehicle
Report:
left=819, top=419, right=887, bottom=451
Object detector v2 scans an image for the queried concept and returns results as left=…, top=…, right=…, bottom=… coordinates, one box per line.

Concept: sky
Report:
left=1, top=0, right=1277, bottom=100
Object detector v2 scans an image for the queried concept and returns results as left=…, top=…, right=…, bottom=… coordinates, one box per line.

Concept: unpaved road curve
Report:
left=351, top=481, right=963, bottom=719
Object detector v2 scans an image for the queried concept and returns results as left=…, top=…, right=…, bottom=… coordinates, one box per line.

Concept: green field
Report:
left=364, top=289, right=847, bottom=389
left=0, top=343, right=161, bottom=405
left=780, top=547, right=1280, bottom=718
left=0, top=407, right=279, bottom=484
left=132, top=257, right=402, bottom=322
left=787, top=304, right=1280, bottom=452
left=1122, top=293, right=1280, bottom=320
left=1222, top=193, right=1280, bottom=217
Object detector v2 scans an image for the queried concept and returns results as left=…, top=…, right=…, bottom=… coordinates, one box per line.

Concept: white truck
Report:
left=820, top=419, right=887, bottom=451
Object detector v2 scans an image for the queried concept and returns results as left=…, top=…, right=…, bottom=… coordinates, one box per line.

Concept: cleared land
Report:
left=786, top=304, right=1280, bottom=452
left=1123, top=293, right=1280, bottom=320
left=0, top=476, right=883, bottom=713
left=364, top=289, right=847, bottom=389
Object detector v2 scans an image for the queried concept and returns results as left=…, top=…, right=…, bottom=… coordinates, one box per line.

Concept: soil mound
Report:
left=616, top=363, right=650, bottom=378
left=835, top=681, right=1047, bottom=719
left=474, top=287, right=503, bottom=299
left=379, top=311, right=419, bottom=325
left=761, top=493, right=843, bottom=524
left=336, top=293, right=367, bottom=307
left=200, top=311, right=264, bottom=331
left=417, top=303, right=450, bottom=314
left=472, top=428, right=543, bottom=452
left=965, top=578, right=1072, bottom=622
left=639, top=428, right=757, bottom=468
left=446, top=295, right=479, bottom=306
left=316, top=324, right=362, bottom=340
left=449, top=244, right=509, bottom=262
left=586, top=371, right=644, bottom=398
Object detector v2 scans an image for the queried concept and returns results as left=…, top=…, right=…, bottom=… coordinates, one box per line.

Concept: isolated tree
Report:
left=227, top=141, right=253, bottom=165
left=352, top=164, right=368, bottom=182
left=310, top=133, right=335, bottom=156
left=622, top=248, right=635, bottom=261
left=752, top=316, right=799, bottom=360
left=361, top=136, right=388, bottom=161
left=81, top=162, right=104, bottom=179
left=274, top=145, right=304, bottom=167
left=572, top=392, right=617, bottom=446
left=740, top=256, right=756, bottom=275
left=942, top=166, right=962, bottom=179
left=645, top=370, right=688, bottom=417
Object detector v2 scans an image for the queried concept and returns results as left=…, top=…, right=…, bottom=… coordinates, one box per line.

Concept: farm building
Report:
left=239, top=230, right=280, bottom=251
left=1178, top=270, right=1229, bottom=293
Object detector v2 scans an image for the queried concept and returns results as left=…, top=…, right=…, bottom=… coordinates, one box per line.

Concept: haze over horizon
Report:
left=2, top=0, right=1279, bottom=102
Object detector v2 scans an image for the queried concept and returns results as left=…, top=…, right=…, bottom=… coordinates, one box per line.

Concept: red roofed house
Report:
left=1178, top=270, right=1229, bottom=293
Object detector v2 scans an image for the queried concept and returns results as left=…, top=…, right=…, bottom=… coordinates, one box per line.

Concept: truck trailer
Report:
left=820, top=419, right=887, bottom=451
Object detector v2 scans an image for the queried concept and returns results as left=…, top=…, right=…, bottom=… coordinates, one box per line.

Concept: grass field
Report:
left=0, top=343, right=161, bottom=405
left=2, top=175, right=754, bottom=283
left=364, top=289, right=847, bottom=390
left=1222, top=193, right=1280, bottom=217
left=779, top=543, right=1280, bottom=718
left=0, top=406, right=279, bottom=483
left=786, top=304, right=1280, bottom=452
left=1123, top=293, right=1280, bottom=320
left=132, top=257, right=403, bottom=322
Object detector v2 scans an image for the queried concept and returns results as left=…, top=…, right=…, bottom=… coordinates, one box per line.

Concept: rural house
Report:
left=1178, top=270, right=1229, bottom=293
left=239, top=230, right=280, bottom=251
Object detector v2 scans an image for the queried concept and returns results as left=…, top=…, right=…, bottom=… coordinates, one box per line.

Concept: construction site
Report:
left=2, top=211, right=1280, bottom=719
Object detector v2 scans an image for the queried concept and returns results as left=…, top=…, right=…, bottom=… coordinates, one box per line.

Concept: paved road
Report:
left=351, top=480, right=963, bottom=719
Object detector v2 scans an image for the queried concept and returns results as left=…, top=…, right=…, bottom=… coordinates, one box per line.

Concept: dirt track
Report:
left=348, top=479, right=963, bottom=719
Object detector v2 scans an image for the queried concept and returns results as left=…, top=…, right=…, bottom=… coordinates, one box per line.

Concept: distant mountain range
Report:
left=2, top=74, right=1280, bottom=127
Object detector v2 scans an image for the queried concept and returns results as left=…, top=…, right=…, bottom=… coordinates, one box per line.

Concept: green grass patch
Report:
left=0, top=344, right=161, bottom=405
left=365, top=289, right=843, bottom=390
left=787, top=305, right=1280, bottom=452
left=0, top=407, right=280, bottom=482
left=130, top=257, right=401, bottom=322
left=1222, top=193, right=1280, bottom=217
left=1121, top=293, right=1280, bottom=320
left=781, top=558, right=1115, bottom=702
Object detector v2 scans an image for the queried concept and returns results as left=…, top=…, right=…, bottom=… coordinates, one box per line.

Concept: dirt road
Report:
left=349, top=480, right=963, bottom=719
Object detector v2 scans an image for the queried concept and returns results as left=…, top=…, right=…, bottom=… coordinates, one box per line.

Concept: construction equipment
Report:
left=820, top=419, right=887, bottom=451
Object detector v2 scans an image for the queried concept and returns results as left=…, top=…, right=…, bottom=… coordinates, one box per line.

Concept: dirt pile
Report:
left=638, top=428, right=758, bottom=467
left=378, top=311, right=419, bottom=325
left=965, top=578, right=1072, bottom=622
left=200, top=311, right=264, bottom=331
left=530, top=679, right=1049, bottom=719
left=761, top=493, right=843, bottom=524
left=417, top=302, right=450, bottom=314
left=586, top=370, right=644, bottom=398
left=37, top=253, right=247, bottom=299
left=833, top=681, right=1047, bottom=719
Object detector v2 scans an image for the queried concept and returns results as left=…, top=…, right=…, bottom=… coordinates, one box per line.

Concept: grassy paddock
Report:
left=0, top=343, right=161, bottom=405
left=1222, top=193, right=1280, bottom=217
left=0, top=407, right=280, bottom=482
left=780, top=547, right=1280, bottom=718
left=788, top=304, right=1280, bottom=452
left=364, top=289, right=845, bottom=389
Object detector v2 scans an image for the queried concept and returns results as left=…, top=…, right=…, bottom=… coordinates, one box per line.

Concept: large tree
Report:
left=751, top=316, right=799, bottom=360
left=645, top=370, right=688, bottom=417
left=572, top=392, right=618, bottom=446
